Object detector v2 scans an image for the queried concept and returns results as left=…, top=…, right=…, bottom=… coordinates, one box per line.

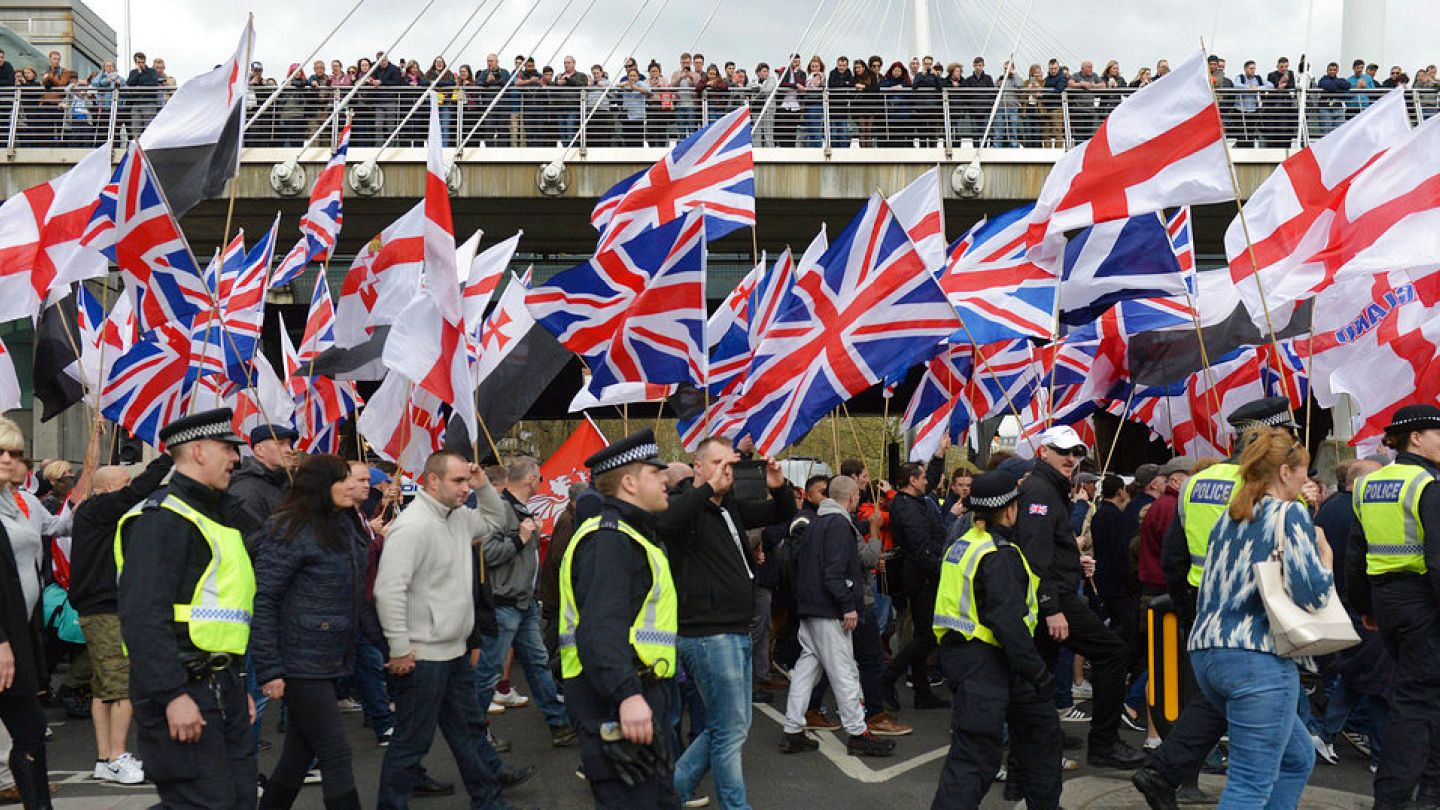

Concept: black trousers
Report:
left=266, top=678, right=354, bottom=801
left=887, top=563, right=940, bottom=697
left=134, top=667, right=256, bottom=810
left=1374, top=576, right=1440, bottom=803
left=1146, top=685, right=1226, bottom=788
left=0, top=690, right=49, bottom=807
left=566, top=675, right=675, bottom=809
left=932, top=640, right=1061, bottom=809
left=1034, top=589, right=1127, bottom=749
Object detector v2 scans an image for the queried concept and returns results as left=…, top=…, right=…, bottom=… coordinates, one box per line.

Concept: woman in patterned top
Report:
left=1189, top=427, right=1333, bottom=808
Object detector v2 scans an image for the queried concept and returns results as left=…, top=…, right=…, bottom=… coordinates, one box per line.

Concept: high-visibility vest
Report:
left=115, top=494, right=255, bottom=656
left=1178, top=463, right=1242, bottom=587
left=932, top=525, right=1039, bottom=647
left=558, top=513, right=677, bottom=680
left=1355, top=463, right=1436, bottom=576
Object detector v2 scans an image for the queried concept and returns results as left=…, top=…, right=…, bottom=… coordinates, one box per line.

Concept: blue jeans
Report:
left=247, top=654, right=269, bottom=755
left=352, top=638, right=395, bottom=739
left=377, top=656, right=504, bottom=810
left=1191, top=647, right=1315, bottom=809
left=475, top=602, right=570, bottom=729
left=675, top=634, right=752, bottom=809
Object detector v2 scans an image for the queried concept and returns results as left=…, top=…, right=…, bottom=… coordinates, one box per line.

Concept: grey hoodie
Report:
left=817, top=498, right=882, bottom=607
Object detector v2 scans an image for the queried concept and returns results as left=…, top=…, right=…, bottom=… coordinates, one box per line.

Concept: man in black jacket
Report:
left=778, top=475, right=895, bottom=758
left=882, top=452, right=951, bottom=710
left=657, top=436, right=794, bottom=810
left=1015, top=425, right=1146, bottom=770
left=70, top=454, right=172, bottom=785
left=226, top=424, right=294, bottom=545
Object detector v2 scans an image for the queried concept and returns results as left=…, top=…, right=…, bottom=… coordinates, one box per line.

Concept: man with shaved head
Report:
left=69, top=452, right=174, bottom=784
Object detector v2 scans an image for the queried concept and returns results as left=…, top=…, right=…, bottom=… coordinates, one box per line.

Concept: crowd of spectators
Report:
left=2, top=46, right=1435, bottom=150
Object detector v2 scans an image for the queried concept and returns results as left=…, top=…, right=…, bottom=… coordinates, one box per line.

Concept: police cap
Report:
left=159, top=408, right=245, bottom=449
left=1383, top=404, right=1440, bottom=435
left=1227, top=397, right=1299, bottom=432
left=584, top=429, right=666, bottom=475
left=966, top=470, right=1020, bottom=511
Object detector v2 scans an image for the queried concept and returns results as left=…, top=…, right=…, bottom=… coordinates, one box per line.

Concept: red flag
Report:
left=527, top=417, right=607, bottom=540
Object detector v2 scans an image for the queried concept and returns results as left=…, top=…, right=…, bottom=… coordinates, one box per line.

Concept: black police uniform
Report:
left=934, top=520, right=1061, bottom=810
left=117, top=415, right=253, bottom=809
left=565, top=496, right=675, bottom=809
left=1348, top=438, right=1440, bottom=806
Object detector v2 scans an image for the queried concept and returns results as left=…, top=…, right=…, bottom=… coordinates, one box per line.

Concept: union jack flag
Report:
left=582, top=209, right=708, bottom=397
left=1258, top=339, right=1309, bottom=408
left=734, top=194, right=963, bottom=455
left=82, top=142, right=210, bottom=332
left=939, top=204, right=1058, bottom=345
left=592, top=105, right=754, bottom=252
left=706, top=254, right=762, bottom=390
left=902, top=344, right=973, bottom=461
left=102, top=320, right=197, bottom=448
left=271, top=122, right=351, bottom=288
left=289, top=279, right=361, bottom=432
left=960, top=339, right=1041, bottom=427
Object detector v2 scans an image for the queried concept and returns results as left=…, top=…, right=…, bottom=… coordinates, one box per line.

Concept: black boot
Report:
left=10, top=747, right=53, bottom=810
left=323, top=790, right=363, bottom=810
left=256, top=781, right=302, bottom=810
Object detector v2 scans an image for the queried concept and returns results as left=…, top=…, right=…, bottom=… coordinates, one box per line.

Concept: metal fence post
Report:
left=6, top=88, right=20, bottom=151
left=821, top=88, right=831, bottom=153
left=1061, top=91, right=1074, bottom=149
left=941, top=89, right=953, bottom=154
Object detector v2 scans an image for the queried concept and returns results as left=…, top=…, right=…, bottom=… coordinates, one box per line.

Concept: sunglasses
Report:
left=0, top=448, right=22, bottom=458
left=1048, top=445, right=1087, bottom=458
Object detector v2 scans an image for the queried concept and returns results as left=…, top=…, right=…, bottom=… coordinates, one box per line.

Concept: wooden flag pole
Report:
left=1183, top=289, right=1226, bottom=453
left=840, top=401, right=878, bottom=504
left=1100, top=385, right=1137, bottom=478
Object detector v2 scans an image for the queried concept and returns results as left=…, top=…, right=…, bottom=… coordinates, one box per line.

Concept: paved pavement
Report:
left=34, top=678, right=1379, bottom=809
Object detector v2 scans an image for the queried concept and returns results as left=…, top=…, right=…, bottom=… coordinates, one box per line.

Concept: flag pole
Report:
left=623, top=402, right=630, bottom=434
left=829, top=408, right=841, bottom=472
left=476, top=410, right=505, bottom=466
left=1202, top=37, right=1301, bottom=408
left=841, top=401, right=879, bottom=505
left=1100, top=385, right=1136, bottom=478
left=956, top=323, right=1039, bottom=454
left=1304, top=306, right=1316, bottom=449
left=1183, top=288, right=1225, bottom=453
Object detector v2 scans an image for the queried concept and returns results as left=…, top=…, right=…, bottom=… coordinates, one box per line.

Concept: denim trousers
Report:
left=475, top=601, right=570, bottom=728
left=675, top=633, right=752, bottom=810
left=1191, top=647, right=1314, bottom=809
left=247, top=654, right=269, bottom=755
left=352, top=638, right=395, bottom=739
left=377, top=656, right=504, bottom=810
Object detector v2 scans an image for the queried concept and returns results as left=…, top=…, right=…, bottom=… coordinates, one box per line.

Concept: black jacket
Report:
left=1347, top=452, right=1440, bottom=617
left=0, top=522, right=44, bottom=696
left=964, top=523, right=1051, bottom=693
left=794, top=502, right=864, bottom=619
left=226, top=457, right=288, bottom=546
left=117, top=472, right=243, bottom=706
left=1013, top=462, right=1081, bottom=617
left=889, top=458, right=947, bottom=577
left=69, top=455, right=173, bottom=616
left=567, top=497, right=662, bottom=704
left=250, top=514, right=367, bottom=683
left=1090, top=499, right=1136, bottom=602
left=656, top=477, right=795, bottom=637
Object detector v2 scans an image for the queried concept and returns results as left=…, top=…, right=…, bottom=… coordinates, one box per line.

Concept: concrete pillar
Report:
left=912, top=0, right=932, bottom=59
left=1341, top=0, right=1385, bottom=67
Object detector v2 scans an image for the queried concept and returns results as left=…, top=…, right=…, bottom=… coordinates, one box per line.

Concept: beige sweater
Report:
left=374, top=485, right=507, bottom=662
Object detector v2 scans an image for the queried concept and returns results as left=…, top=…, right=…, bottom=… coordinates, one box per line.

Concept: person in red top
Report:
left=1137, top=457, right=1196, bottom=596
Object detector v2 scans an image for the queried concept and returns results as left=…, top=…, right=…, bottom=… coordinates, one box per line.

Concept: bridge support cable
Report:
left=244, top=0, right=368, bottom=135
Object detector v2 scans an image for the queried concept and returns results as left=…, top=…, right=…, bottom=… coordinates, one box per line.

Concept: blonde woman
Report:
left=1189, top=428, right=1332, bottom=808
left=0, top=418, right=59, bottom=808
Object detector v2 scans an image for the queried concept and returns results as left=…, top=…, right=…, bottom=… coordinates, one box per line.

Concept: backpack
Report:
left=774, top=511, right=814, bottom=595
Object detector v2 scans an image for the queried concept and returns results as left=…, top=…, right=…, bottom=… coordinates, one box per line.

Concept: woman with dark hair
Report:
left=878, top=62, right=911, bottom=147
left=252, top=454, right=367, bottom=810
left=851, top=60, right=877, bottom=146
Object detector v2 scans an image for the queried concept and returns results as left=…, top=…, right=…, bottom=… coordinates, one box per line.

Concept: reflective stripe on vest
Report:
left=932, top=525, right=1039, bottom=647
left=558, top=514, right=678, bottom=680
left=115, top=494, right=256, bottom=655
left=1180, top=463, right=1241, bottom=587
left=1355, top=464, right=1435, bottom=576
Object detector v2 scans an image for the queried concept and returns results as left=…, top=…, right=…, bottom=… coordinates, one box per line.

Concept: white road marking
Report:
left=754, top=703, right=949, bottom=784
left=48, top=769, right=155, bottom=789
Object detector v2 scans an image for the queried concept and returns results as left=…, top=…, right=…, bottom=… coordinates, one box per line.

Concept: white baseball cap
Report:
left=1037, top=425, right=1087, bottom=451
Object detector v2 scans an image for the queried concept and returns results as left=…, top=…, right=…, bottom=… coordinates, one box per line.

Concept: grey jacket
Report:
left=482, top=490, right=541, bottom=610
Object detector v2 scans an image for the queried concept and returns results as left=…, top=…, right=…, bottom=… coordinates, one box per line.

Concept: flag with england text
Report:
left=735, top=194, right=963, bottom=455
left=592, top=105, right=754, bottom=251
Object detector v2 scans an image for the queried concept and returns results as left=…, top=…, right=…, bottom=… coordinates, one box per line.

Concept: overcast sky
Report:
left=88, top=0, right=1440, bottom=83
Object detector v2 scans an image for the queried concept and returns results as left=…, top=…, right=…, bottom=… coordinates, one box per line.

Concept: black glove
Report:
left=601, top=738, right=652, bottom=787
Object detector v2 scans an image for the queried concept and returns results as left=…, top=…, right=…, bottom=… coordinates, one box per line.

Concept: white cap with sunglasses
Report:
left=1037, top=425, right=1088, bottom=453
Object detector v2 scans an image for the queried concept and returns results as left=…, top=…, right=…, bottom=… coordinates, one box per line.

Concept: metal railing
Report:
left=3, top=83, right=1435, bottom=152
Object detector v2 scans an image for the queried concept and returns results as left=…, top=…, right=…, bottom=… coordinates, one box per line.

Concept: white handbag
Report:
left=1253, top=508, right=1360, bottom=659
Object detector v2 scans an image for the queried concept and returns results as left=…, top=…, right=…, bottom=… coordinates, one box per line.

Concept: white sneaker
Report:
left=685, top=797, right=711, bottom=808
left=1144, top=736, right=1163, bottom=751
left=91, top=759, right=112, bottom=781
left=1058, top=706, right=1092, bottom=722
left=304, top=768, right=323, bottom=785
left=336, top=698, right=363, bottom=713
left=1310, top=734, right=1339, bottom=765
left=487, top=701, right=507, bottom=715
left=110, top=753, right=145, bottom=785
left=1071, top=679, right=1094, bottom=700
left=494, top=687, right=530, bottom=708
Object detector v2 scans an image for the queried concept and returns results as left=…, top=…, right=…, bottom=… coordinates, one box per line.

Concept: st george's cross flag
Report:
left=0, top=143, right=111, bottom=322
left=462, top=231, right=522, bottom=331
left=735, top=194, right=963, bottom=455
left=1226, top=89, right=1410, bottom=333
left=358, top=372, right=447, bottom=473
left=334, top=201, right=425, bottom=347
left=137, top=19, right=253, bottom=218
left=592, top=105, right=754, bottom=251
left=1027, top=49, right=1232, bottom=246
left=473, top=267, right=535, bottom=390
left=271, top=121, right=352, bottom=288
left=0, top=338, right=21, bottom=412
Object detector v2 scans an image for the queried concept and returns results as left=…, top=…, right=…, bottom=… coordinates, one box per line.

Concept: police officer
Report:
left=1348, top=404, right=1440, bottom=810
left=558, top=430, right=678, bottom=809
left=1134, top=396, right=1301, bottom=809
left=116, top=409, right=256, bottom=809
left=932, top=470, right=1061, bottom=809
